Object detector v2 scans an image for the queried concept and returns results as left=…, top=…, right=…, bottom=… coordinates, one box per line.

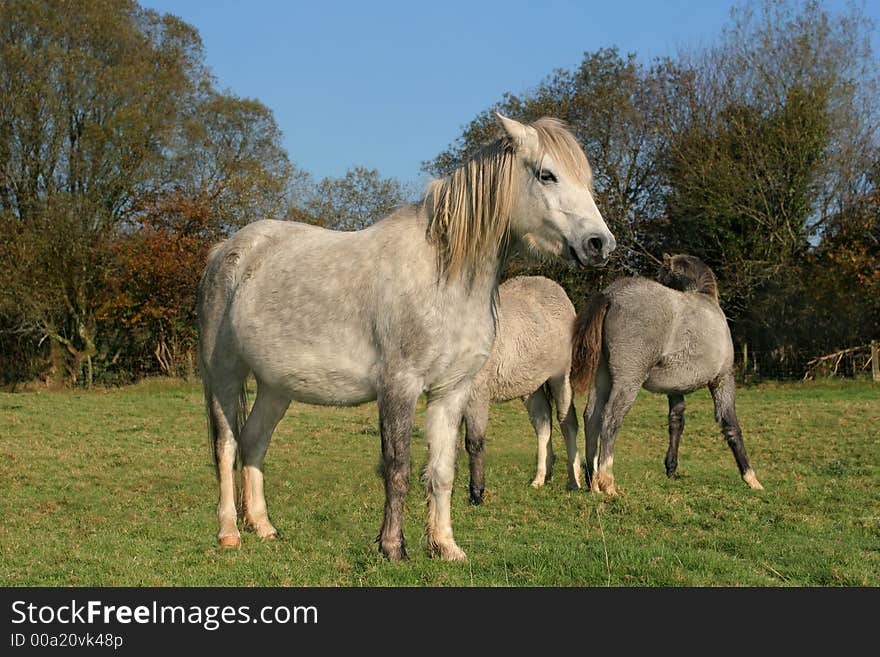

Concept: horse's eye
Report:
left=537, top=169, right=557, bottom=184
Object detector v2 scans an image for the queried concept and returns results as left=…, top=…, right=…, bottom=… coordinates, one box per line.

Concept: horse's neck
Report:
left=418, top=206, right=509, bottom=303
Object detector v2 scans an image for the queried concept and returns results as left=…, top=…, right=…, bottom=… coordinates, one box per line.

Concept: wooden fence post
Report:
left=872, top=340, right=879, bottom=383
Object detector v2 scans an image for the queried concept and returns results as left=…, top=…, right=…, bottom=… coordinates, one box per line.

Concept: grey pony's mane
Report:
left=423, top=117, right=594, bottom=280
left=661, top=254, right=720, bottom=303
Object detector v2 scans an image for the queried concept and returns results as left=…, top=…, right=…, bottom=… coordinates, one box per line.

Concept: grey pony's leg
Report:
left=463, top=397, right=489, bottom=506
left=239, top=382, right=290, bottom=539
left=206, top=363, right=249, bottom=548
left=584, top=359, right=610, bottom=492
left=548, top=373, right=581, bottom=490
left=377, top=377, right=421, bottom=561
left=524, top=387, right=554, bottom=488
left=708, top=372, right=764, bottom=490
left=424, top=382, right=471, bottom=561
left=665, top=394, right=686, bottom=478
left=595, top=380, right=641, bottom=495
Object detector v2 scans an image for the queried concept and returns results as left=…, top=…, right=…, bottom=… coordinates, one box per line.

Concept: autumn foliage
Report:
left=98, top=189, right=220, bottom=378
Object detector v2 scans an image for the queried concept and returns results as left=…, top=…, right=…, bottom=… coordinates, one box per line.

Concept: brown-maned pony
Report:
left=571, top=254, right=764, bottom=494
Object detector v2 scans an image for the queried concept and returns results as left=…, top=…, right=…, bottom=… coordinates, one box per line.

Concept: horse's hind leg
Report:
left=584, top=360, right=610, bottom=492
left=424, top=384, right=471, bottom=561
left=463, top=397, right=489, bottom=505
left=524, top=387, right=554, bottom=488
left=239, top=383, right=290, bottom=539
left=549, top=374, right=581, bottom=490
left=595, top=380, right=641, bottom=495
left=665, top=394, right=686, bottom=478
left=708, top=373, right=764, bottom=490
left=206, top=368, right=249, bottom=548
left=377, top=377, right=421, bottom=561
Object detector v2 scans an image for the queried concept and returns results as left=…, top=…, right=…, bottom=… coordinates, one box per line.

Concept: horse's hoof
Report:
left=218, top=535, right=241, bottom=548
left=530, top=478, right=546, bottom=489
left=567, top=480, right=581, bottom=491
left=431, top=542, right=467, bottom=562
left=743, top=470, right=764, bottom=490
left=379, top=541, right=408, bottom=562
left=594, top=471, right=617, bottom=495
left=245, top=517, right=279, bottom=539
left=468, top=490, right=484, bottom=506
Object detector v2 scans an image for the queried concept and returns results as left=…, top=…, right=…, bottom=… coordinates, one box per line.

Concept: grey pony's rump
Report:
left=570, top=293, right=610, bottom=395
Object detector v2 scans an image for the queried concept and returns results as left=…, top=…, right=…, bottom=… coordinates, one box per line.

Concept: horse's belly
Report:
left=643, top=360, right=716, bottom=395
left=279, top=367, right=376, bottom=406
left=242, top=335, right=379, bottom=406
left=257, top=357, right=377, bottom=406
left=487, top=367, right=553, bottom=402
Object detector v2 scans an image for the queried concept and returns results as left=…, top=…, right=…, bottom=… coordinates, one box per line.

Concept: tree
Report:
left=300, top=166, right=409, bottom=230
left=169, top=91, right=296, bottom=229
left=651, top=0, right=879, bottom=364
left=810, top=181, right=880, bottom=349
left=0, top=0, right=208, bottom=384
left=99, top=188, right=220, bottom=380
left=0, top=0, right=296, bottom=385
left=658, top=84, right=830, bottom=314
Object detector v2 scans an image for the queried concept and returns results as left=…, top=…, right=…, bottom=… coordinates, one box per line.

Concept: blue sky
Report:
left=141, top=1, right=879, bottom=191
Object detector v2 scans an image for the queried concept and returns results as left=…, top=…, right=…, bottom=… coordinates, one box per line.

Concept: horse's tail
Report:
left=197, top=240, right=249, bottom=475
left=570, top=293, right=611, bottom=395
left=202, top=376, right=249, bottom=474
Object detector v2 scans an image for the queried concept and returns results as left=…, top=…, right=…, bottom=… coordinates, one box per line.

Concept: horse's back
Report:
left=478, top=276, right=575, bottom=402
left=602, top=277, right=733, bottom=394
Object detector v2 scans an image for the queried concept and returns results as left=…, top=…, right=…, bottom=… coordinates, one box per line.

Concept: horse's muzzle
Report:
left=578, top=232, right=616, bottom=267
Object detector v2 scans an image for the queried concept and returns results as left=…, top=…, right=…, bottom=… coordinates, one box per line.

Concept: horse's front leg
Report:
left=463, top=398, right=489, bottom=506
left=425, top=384, right=471, bottom=561
left=377, top=378, right=421, bottom=561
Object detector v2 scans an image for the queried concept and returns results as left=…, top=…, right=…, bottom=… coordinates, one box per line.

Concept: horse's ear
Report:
left=662, top=253, right=672, bottom=267
left=495, top=112, right=539, bottom=152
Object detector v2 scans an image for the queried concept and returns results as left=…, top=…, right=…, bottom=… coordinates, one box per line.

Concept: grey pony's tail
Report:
left=570, top=293, right=611, bottom=395
left=203, top=375, right=249, bottom=475
left=197, top=243, right=249, bottom=476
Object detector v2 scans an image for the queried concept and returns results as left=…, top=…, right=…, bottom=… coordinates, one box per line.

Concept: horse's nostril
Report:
left=588, top=237, right=603, bottom=253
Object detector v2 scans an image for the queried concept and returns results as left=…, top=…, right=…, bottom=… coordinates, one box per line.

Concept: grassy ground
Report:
left=0, top=378, right=877, bottom=586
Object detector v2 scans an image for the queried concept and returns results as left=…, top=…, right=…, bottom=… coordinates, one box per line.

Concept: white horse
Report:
left=197, top=114, right=615, bottom=561
left=463, top=275, right=581, bottom=505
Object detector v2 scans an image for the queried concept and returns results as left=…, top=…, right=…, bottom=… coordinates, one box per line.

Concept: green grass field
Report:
left=0, top=378, right=877, bottom=586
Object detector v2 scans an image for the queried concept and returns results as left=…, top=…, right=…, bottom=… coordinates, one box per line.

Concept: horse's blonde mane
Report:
left=425, top=117, right=592, bottom=279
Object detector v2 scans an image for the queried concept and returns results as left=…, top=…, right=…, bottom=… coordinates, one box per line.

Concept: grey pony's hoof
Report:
left=469, top=487, right=484, bottom=506
left=378, top=540, right=408, bottom=562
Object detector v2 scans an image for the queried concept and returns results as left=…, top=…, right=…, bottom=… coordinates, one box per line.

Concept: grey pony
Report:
left=197, top=114, right=615, bottom=561
left=571, top=254, right=764, bottom=494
